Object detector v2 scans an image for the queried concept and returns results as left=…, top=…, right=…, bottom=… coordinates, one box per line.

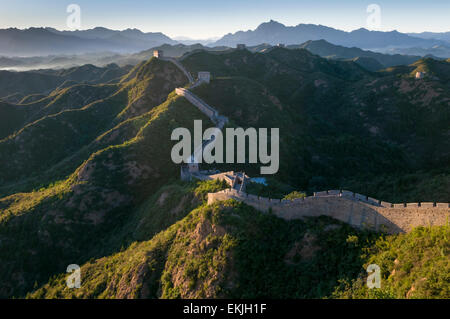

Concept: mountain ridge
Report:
left=213, top=20, right=446, bottom=49
left=0, top=27, right=176, bottom=56
left=295, top=39, right=423, bottom=70
left=2, top=21, right=450, bottom=57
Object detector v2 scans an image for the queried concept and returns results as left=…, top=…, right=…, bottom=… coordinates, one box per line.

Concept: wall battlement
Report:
left=313, top=189, right=449, bottom=208
left=207, top=189, right=449, bottom=234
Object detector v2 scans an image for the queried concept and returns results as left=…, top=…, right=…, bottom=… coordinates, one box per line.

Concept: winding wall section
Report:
left=208, top=189, right=449, bottom=234
left=163, top=57, right=449, bottom=234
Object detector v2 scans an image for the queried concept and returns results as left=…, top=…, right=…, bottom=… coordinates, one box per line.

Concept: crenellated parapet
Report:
left=207, top=188, right=449, bottom=234
left=314, top=190, right=449, bottom=208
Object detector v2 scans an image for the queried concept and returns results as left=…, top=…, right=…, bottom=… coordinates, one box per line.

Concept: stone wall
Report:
left=198, top=72, right=211, bottom=84
left=207, top=189, right=449, bottom=234
left=161, top=57, right=194, bottom=83
left=175, top=88, right=218, bottom=121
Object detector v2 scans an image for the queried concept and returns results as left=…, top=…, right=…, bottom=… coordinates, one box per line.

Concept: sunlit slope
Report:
left=0, top=58, right=189, bottom=192
left=0, top=94, right=211, bottom=298
left=27, top=199, right=449, bottom=299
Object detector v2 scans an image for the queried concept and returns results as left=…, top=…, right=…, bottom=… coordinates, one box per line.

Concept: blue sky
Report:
left=0, top=0, right=449, bottom=39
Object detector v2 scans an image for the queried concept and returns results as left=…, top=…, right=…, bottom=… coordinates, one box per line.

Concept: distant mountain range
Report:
left=0, top=27, right=176, bottom=56
left=408, top=31, right=450, bottom=42
left=1, top=21, right=449, bottom=58
left=172, top=36, right=220, bottom=46
left=294, top=40, right=425, bottom=71
left=213, top=20, right=448, bottom=49
left=375, top=45, right=450, bottom=59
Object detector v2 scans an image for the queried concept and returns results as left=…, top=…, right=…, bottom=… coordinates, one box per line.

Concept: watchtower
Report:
left=153, top=50, right=163, bottom=58
left=415, top=71, right=425, bottom=79
left=198, top=71, right=211, bottom=84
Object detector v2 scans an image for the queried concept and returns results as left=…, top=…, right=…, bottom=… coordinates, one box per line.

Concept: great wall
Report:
left=153, top=49, right=450, bottom=235
left=207, top=188, right=449, bottom=234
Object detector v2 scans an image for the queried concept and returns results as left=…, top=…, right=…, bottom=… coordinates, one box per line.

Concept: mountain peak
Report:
left=92, top=26, right=110, bottom=31
left=313, top=39, right=331, bottom=44
left=352, top=28, right=370, bottom=33
left=123, top=28, right=143, bottom=34
left=256, top=20, right=286, bottom=31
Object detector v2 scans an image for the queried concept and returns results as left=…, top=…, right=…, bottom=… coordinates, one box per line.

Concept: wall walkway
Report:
left=208, top=189, right=449, bottom=234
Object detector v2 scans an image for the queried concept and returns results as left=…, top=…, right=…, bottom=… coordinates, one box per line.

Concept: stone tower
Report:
left=415, top=71, right=425, bottom=79
left=198, top=71, right=211, bottom=84
left=153, top=50, right=163, bottom=58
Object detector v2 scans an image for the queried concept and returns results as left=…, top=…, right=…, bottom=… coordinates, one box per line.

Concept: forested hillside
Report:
left=0, top=48, right=448, bottom=298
